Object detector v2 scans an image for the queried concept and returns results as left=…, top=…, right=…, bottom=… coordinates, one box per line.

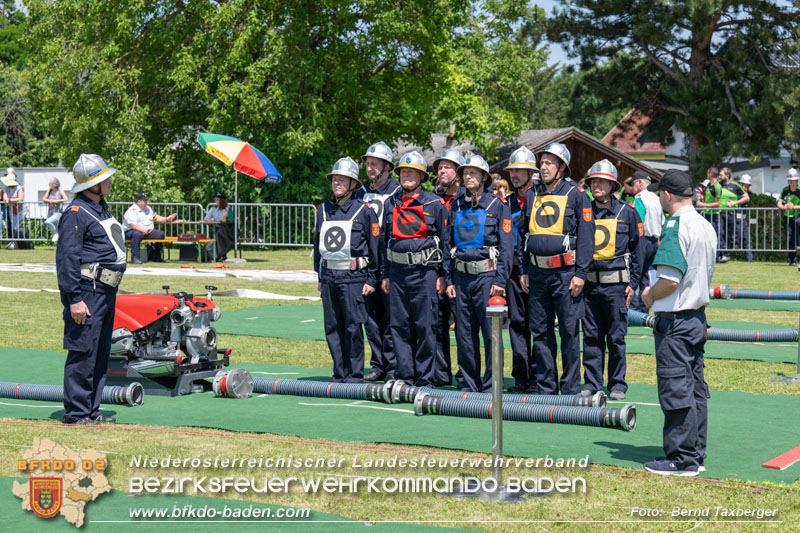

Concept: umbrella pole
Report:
left=234, top=170, right=239, bottom=258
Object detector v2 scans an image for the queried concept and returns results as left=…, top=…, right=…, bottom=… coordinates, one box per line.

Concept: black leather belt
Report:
left=655, top=308, right=704, bottom=320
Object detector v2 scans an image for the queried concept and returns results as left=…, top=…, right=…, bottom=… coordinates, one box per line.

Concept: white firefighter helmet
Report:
left=71, top=154, right=117, bottom=193
left=361, top=141, right=394, bottom=167
left=394, top=151, right=429, bottom=181
left=738, top=174, right=752, bottom=185
left=326, top=156, right=360, bottom=183
left=540, top=142, right=571, bottom=169
left=432, top=148, right=466, bottom=173
left=457, top=154, right=491, bottom=182
left=504, top=146, right=539, bottom=172
left=787, top=168, right=799, bottom=180
left=585, top=159, right=620, bottom=191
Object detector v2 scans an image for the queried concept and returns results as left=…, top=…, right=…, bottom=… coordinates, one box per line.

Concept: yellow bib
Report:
left=529, top=195, right=567, bottom=236
left=593, top=219, right=618, bottom=260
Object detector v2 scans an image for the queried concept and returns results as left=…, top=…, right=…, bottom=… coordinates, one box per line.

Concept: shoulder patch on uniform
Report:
left=582, top=207, right=592, bottom=222
left=638, top=222, right=644, bottom=237
left=440, top=198, right=445, bottom=204
left=71, top=205, right=80, bottom=212
left=371, top=223, right=379, bottom=237
left=666, top=219, right=676, bottom=228
left=578, top=186, right=584, bottom=193
left=502, top=219, right=512, bottom=233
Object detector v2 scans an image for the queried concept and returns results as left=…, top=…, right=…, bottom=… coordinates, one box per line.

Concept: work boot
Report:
left=62, top=417, right=98, bottom=426
left=364, top=370, right=384, bottom=382
left=609, top=390, right=626, bottom=401
left=92, top=413, right=117, bottom=424
left=132, top=258, right=143, bottom=264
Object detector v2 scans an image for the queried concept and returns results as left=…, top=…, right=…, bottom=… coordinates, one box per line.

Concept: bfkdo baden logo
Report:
left=13, top=437, right=111, bottom=527
left=30, top=477, right=63, bottom=518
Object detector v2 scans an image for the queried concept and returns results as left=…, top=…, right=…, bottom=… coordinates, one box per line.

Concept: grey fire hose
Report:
left=627, top=309, right=799, bottom=342
left=387, top=381, right=606, bottom=407
left=0, top=381, right=144, bottom=406
left=414, top=392, right=636, bottom=431
left=711, top=284, right=800, bottom=301
left=251, top=377, right=389, bottom=402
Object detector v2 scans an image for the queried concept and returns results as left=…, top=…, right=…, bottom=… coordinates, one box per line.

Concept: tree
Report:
left=549, top=0, right=800, bottom=178
left=25, top=0, right=550, bottom=204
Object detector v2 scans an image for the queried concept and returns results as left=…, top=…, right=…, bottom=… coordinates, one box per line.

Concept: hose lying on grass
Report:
left=387, top=381, right=606, bottom=407
left=0, top=381, right=144, bottom=406
left=414, top=392, right=636, bottom=431
left=627, top=309, right=799, bottom=342
left=711, top=284, right=800, bottom=301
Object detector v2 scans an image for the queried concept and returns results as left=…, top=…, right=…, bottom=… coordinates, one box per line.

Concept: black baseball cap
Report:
left=214, top=192, right=226, bottom=199
left=135, top=192, right=149, bottom=201
left=631, top=170, right=651, bottom=183
left=647, top=169, right=693, bottom=197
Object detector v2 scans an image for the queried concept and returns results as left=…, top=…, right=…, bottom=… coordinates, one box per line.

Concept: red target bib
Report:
left=392, top=201, right=428, bottom=240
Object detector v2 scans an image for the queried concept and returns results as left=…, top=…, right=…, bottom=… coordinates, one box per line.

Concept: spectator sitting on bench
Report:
left=123, top=192, right=177, bottom=264
left=204, top=192, right=235, bottom=261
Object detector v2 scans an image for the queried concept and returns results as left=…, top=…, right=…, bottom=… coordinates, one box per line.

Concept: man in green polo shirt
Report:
left=695, top=167, right=722, bottom=260
left=777, top=168, right=800, bottom=267
left=641, top=169, right=717, bottom=477
left=717, top=167, right=749, bottom=263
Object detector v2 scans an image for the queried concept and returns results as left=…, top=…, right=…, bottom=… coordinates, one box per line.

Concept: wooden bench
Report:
left=125, top=237, right=177, bottom=262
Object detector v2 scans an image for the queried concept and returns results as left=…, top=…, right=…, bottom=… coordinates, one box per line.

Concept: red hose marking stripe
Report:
left=273, top=379, right=280, bottom=393
left=549, top=405, right=556, bottom=423
left=734, top=290, right=738, bottom=298
left=769, top=291, right=772, bottom=300
left=14, top=383, right=21, bottom=398
left=522, top=395, right=528, bottom=404
left=462, top=392, right=468, bottom=400
left=714, top=286, right=721, bottom=299
left=488, top=403, right=492, bottom=419
left=763, top=446, right=800, bottom=470
left=326, top=382, right=333, bottom=398
left=106, top=370, right=127, bottom=375
left=756, top=330, right=759, bottom=342
left=220, top=375, right=228, bottom=397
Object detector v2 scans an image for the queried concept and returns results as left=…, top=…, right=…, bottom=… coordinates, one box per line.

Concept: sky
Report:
left=533, top=0, right=574, bottom=67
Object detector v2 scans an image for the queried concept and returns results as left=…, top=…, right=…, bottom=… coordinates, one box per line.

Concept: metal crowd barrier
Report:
left=702, top=208, right=799, bottom=254
left=0, top=201, right=317, bottom=248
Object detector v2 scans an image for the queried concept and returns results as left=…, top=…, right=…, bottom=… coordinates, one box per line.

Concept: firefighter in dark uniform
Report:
left=581, top=160, right=644, bottom=401
left=355, top=141, right=401, bottom=382
left=445, top=154, right=514, bottom=393
left=314, top=157, right=380, bottom=383
left=504, top=146, right=548, bottom=393
left=381, top=151, right=447, bottom=387
left=56, top=154, right=126, bottom=425
left=517, top=142, right=595, bottom=395
left=432, top=148, right=466, bottom=387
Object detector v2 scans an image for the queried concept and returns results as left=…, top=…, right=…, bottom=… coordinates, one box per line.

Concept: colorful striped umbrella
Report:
left=196, top=132, right=282, bottom=259
left=196, top=132, right=281, bottom=183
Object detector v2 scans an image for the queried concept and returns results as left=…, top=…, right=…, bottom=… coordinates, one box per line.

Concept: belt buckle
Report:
left=545, top=256, right=560, bottom=268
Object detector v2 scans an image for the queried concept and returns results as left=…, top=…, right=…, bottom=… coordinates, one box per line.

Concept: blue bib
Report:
left=454, top=209, right=487, bottom=249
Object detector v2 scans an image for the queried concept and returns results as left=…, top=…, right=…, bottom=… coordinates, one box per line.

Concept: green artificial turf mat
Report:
left=215, top=305, right=799, bottom=363
left=1, top=349, right=798, bottom=485
left=709, top=298, right=800, bottom=312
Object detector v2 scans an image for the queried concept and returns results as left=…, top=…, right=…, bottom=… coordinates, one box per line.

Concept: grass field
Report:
left=1, top=249, right=799, bottom=530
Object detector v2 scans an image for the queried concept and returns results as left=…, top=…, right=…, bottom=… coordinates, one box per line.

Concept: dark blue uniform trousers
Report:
left=389, top=265, right=438, bottom=387
left=453, top=271, right=496, bottom=393
left=787, top=215, right=800, bottom=263
left=125, top=228, right=166, bottom=261
left=364, top=289, right=395, bottom=377
left=528, top=268, right=584, bottom=395
left=631, top=237, right=658, bottom=312
left=507, top=267, right=532, bottom=390
left=653, top=310, right=710, bottom=469
left=321, top=281, right=367, bottom=383
left=61, top=282, right=117, bottom=421
left=433, top=292, right=453, bottom=385
left=582, top=281, right=628, bottom=394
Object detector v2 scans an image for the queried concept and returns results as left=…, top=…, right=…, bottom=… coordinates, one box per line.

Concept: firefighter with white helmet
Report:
left=381, top=151, right=448, bottom=387
left=581, top=159, right=644, bottom=401
left=314, top=156, right=380, bottom=382
left=517, top=142, right=595, bottom=395
left=431, top=148, right=467, bottom=386
left=445, top=154, right=514, bottom=392
left=56, top=154, right=126, bottom=424
left=503, top=145, right=554, bottom=393
left=734, top=174, right=754, bottom=261
left=355, top=141, right=401, bottom=382
left=778, top=168, right=800, bottom=266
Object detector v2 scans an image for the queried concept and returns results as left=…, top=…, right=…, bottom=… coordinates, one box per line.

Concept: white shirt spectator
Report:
left=634, top=189, right=666, bottom=238
left=123, top=204, right=157, bottom=232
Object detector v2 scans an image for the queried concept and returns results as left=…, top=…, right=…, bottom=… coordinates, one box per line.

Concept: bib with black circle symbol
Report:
left=454, top=209, right=486, bottom=249
left=362, top=192, right=392, bottom=228
left=392, top=204, right=428, bottom=240
left=319, top=205, right=365, bottom=261
left=593, top=219, right=618, bottom=260
left=529, top=195, right=568, bottom=236
left=80, top=207, right=126, bottom=265
left=511, top=210, right=522, bottom=244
